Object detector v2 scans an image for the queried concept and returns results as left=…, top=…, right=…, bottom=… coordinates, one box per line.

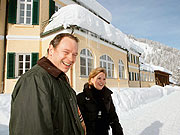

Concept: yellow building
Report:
left=1, top=0, right=155, bottom=93
left=0, top=0, right=7, bottom=93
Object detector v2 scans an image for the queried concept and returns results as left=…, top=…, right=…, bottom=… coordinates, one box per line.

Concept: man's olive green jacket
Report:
left=9, top=57, right=84, bottom=135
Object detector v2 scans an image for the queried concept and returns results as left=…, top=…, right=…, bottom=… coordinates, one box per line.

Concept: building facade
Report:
left=1, top=0, right=155, bottom=93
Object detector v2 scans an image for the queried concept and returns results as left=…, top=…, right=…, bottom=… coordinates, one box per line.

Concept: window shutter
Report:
left=8, top=0, right=17, bottom=23
left=32, top=0, right=39, bottom=25
left=7, top=53, right=15, bottom=79
left=49, top=0, right=55, bottom=19
left=31, top=53, right=39, bottom=67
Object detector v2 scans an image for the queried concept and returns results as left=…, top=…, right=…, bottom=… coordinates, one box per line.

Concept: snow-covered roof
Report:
left=44, top=4, right=143, bottom=54
left=140, top=62, right=172, bottom=74
left=152, top=65, right=172, bottom=75
left=75, top=0, right=112, bottom=23
left=140, top=63, right=154, bottom=72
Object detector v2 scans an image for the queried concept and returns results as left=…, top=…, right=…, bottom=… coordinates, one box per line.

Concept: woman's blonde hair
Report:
left=88, top=67, right=107, bottom=85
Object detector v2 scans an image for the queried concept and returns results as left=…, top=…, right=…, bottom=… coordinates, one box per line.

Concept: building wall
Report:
left=3, top=0, right=156, bottom=93
left=5, top=39, right=40, bottom=93
left=140, top=70, right=155, bottom=87
left=0, top=0, right=6, bottom=93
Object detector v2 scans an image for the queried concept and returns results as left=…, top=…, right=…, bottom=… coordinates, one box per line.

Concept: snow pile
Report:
left=44, top=4, right=143, bottom=54
left=0, top=94, right=11, bottom=125
left=111, top=85, right=175, bottom=112
left=0, top=85, right=179, bottom=135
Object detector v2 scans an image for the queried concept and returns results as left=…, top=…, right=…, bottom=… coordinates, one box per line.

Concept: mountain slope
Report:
left=128, top=35, right=180, bottom=85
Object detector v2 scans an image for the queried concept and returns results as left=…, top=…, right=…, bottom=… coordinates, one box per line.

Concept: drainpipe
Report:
left=2, top=0, right=9, bottom=93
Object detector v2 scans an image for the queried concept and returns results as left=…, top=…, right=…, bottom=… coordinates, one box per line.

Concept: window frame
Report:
left=118, top=60, right=125, bottom=79
left=80, top=49, right=94, bottom=77
left=100, top=54, right=114, bottom=78
left=17, top=0, right=33, bottom=24
left=15, top=53, right=31, bottom=77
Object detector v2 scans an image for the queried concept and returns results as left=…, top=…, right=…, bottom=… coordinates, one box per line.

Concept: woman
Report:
left=77, top=67, right=124, bottom=135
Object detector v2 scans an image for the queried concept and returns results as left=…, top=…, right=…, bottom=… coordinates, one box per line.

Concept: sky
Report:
left=96, top=0, right=180, bottom=50
left=1, top=85, right=180, bottom=135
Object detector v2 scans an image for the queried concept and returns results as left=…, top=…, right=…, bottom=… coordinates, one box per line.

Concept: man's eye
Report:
left=63, top=51, right=69, bottom=54
left=73, top=53, right=78, bottom=57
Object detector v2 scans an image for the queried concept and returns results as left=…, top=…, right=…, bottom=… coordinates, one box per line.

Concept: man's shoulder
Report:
left=17, top=64, right=53, bottom=85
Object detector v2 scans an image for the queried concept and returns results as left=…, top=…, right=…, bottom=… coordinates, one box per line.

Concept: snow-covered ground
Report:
left=0, top=85, right=180, bottom=135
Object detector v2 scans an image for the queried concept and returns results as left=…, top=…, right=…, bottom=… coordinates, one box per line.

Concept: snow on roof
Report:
left=152, top=65, right=172, bottom=75
left=44, top=4, right=143, bottom=54
left=75, top=0, right=112, bottom=23
left=140, top=63, right=154, bottom=72
left=140, top=62, right=172, bottom=74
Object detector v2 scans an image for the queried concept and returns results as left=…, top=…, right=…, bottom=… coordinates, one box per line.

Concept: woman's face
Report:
left=91, top=72, right=106, bottom=90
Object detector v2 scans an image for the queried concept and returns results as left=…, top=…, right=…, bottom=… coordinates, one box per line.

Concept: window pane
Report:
left=20, top=18, right=24, bottom=23
left=27, top=11, right=31, bottom=17
left=80, top=57, right=86, bottom=66
left=103, top=62, right=106, bottom=68
left=19, top=55, right=23, bottom=61
left=26, top=18, right=30, bottom=24
left=20, top=4, right=25, bottom=9
left=19, top=62, right=23, bottom=68
left=80, top=49, right=86, bottom=55
left=80, top=67, right=86, bottom=76
left=27, top=0, right=31, bottom=2
left=88, top=59, right=93, bottom=67
left=27, top=4, right=31, bottom=10
left=88, top=67, right=93, bottom=75
left=18, top=70, right=23, bottom=76
left=20, top=11, right=24, bottom=16
left=100, top=61, right=102, bottom=67
left=87, top=50, right=92, bottom=57
left=26, top=55, right=30, bottom=61
left=20, top=0, right=25, bottom=1
left=25, top=63, right=30, bottom=68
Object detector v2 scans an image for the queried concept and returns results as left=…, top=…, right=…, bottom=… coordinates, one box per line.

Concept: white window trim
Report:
left=80, top=49, right=94, bottom=76
left=100, top=55, right=114, bottom=78
left=119, top=60, right=125, bottom=79
left=17, top=0, right=33, bottom=24
left=15, top=53, right=31, bottom=77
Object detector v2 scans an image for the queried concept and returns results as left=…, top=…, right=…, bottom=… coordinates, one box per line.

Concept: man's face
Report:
left=48, top=37, right=78, bottom=73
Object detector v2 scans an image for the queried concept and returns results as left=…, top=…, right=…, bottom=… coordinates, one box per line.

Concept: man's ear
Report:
left=48, top=44, right=54, bottom=56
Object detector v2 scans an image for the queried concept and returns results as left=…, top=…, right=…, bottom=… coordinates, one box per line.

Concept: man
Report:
left=9, top=33, right=85, bottom=135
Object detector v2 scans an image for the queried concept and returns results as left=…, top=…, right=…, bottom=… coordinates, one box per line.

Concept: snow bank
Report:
left=111, top=85, right=176, bottom=112
left=0, top=85, right=179, bottom=135
left=0, top=94, right=11, bottom=125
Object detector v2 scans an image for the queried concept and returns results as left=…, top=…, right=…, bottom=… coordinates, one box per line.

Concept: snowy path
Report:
left=120, top=91, right=180, bottom=135
left=1, top=86, right=180, bottom=135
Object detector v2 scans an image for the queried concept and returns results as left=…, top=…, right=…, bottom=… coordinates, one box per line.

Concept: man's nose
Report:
left=67, top=53, right=75, bottom=62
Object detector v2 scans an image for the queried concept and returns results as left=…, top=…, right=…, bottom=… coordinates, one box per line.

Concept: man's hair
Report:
left=47, top=33, right=79, bottom=53
left=88, top=67, right=107, bottom=85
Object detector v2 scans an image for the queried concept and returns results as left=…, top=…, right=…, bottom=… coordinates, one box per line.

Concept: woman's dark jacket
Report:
left=9, top=57, right=84, bottom=135
left=77, top=83, right=123, bottom=135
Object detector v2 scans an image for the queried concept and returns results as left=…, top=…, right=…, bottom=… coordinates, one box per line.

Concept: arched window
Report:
left=118, top=60, right=124, bottom=79
left=80, top=49, right=94, bottom=76
left=100, top=55, right=114, bottom=78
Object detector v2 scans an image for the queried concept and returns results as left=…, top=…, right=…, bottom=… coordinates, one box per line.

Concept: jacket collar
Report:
left=83, top=83, right=113, bottom=99
left=37, top=56, right=63, bottom=78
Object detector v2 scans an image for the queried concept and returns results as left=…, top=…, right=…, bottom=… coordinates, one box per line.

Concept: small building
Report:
left=152, top=65, right=172, bottom=87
